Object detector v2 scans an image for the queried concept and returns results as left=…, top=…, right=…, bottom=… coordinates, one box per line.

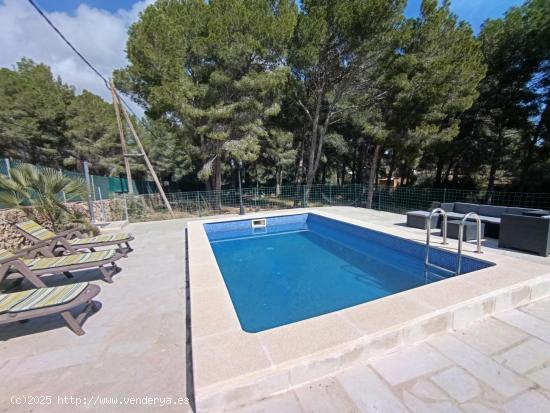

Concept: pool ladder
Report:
left=424, top=209, right=483, bottom=278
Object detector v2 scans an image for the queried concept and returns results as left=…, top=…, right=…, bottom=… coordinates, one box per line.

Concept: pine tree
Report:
left=115, top=0, right=298, bottom=204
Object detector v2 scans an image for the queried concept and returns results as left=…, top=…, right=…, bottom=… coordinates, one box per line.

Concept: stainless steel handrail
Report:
left=425, top=208, right=448, bottom=271
left=457, top=212, right=483, bottom=275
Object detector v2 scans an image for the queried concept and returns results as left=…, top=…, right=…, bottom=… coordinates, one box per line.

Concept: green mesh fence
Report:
left=2, top=157, right=550, bottom=220
left=373, top=187, right=550, bottom=213
left=105, top=184, right=550, bottom=222
left=0, top=158, right=157, bottom=201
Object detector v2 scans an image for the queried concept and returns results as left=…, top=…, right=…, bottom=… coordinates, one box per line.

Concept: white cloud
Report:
left=0, top=0, right=154, bottom=114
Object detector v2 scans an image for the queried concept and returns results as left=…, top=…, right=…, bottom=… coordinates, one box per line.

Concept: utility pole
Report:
left=110, top=79, right=134, bottom=195
left=111, top=84, right=174, bottom=217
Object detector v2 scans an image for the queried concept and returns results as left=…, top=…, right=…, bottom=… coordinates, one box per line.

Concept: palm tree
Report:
left=0, top=164, right=88, bottom=230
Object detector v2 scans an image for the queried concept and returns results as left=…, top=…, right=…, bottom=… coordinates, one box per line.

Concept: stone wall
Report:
left=0, top=200, right=115, bottom=252
left=0, top=208, right=32, bottom=251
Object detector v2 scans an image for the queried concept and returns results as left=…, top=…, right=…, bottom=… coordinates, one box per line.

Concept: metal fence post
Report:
left=91, top=175, right=96, bottom=200
left=82, top=161, right=95, bottom=223
left=97, top=186, right=106, bottom=222
left=123, top=193, right=129, bottom=222
left=56, top=168, right=67, bottom=203
left=196, top=192, right=201, bottom=216
left=443, top=187, right=447, bottom=203
left=3, top=158, right=11, bottom=178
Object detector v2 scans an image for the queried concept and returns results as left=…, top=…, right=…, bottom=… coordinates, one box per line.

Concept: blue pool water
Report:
left=205, top=213, right=494, bottom=333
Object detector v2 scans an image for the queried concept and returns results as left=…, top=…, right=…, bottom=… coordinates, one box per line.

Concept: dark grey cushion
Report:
left=407, top=210, right=430, bottom=217
left=506, top=207, right=536, bottom=215
left=446, top=212, right=465, bottom=220
left=478, top=205, right=507, bottom=217
left=479, top=216, right=501, bottom=224
left=440, top=203, right=455, bottom=212
left=454, top=203, right=479, bottom=214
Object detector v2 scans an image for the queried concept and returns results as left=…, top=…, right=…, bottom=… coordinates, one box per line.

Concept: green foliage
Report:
left=441, top=0, right=550, bottom=190
left=0, top=164, right=88, bottom=230
left=115, top=0, right=298, bottom=192
left=2, top=0, right=549, bottom=194
left=0, top=59, right=73, bottom=165
left=387, top=0, right=485, bottom=169
left=0, top=59, right=138, bottom=178
left=290, top=0, right=406, bottom=190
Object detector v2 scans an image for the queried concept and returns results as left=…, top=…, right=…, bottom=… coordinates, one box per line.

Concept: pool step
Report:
left=425, top=261, right=456, bottom=277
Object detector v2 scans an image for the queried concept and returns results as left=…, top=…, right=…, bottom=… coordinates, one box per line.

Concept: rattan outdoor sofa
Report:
left=499, top=214, right=550, bottom=256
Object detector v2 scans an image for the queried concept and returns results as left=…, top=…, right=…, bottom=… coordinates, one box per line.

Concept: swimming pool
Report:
left=204, top=213, right=494, bottom=333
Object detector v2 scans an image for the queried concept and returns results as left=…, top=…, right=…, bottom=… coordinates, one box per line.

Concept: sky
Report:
left=0, top=0, right=525, bottom=114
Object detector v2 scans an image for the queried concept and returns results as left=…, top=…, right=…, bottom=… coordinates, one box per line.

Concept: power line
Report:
left=26, top=0, right=164, bottom=144
left=27, top=0, right=110, bottom=90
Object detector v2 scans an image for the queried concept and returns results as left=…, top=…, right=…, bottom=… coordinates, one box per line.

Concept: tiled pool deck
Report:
left=0, top=207, right=549, bottom=412
left=188, top=208, right=550, bottom=411
left=228, top=296, right=550, bottom=413
left=0, top=218, right=190, bottom=413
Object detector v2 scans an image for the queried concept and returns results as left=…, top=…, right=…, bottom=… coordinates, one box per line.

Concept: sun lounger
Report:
left=0, top=247, right=123, bottom=285
left=15, top=220, right=134, bottom=257
left=0, top=282, right=100, bottom=335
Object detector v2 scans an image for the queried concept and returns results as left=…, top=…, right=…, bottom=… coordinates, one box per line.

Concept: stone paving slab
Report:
left=0, top=219, right=192, bottom=413
left=226, top=296, right=550, bottom=412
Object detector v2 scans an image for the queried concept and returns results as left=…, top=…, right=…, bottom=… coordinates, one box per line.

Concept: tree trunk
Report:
left=275, top=167, right=282, bottom=196
left=400, top=162, right=408, bottom=186
left=366, top=144, right=381, bottom=209
left=487, top=161, right=497, bottom=193
left=303, top=84, right=330, bottom=206
left=293, top=142, right=305, bottom=207
left=519, top=138, right=536, bottom=192
left=452, top=165, right=459, bottom=185
left=519, top=101, right=548, bottom=191
left=386, top=154, right=396, bottom=187
left=351, top=142, right=358, bottom=184
left=212, top=156, right=222, bottom=210
left=487, top=127, right=504, bottom=194
left=435, top=156, right=444, bottom=186
left=304, top=127, right=326, bottom=205
left=443, top=161, right=454, bottom=186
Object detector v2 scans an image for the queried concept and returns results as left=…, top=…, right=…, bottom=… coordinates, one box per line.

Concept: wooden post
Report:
left=109, top=79, right=134, bottom=195
left=112, top=87, right=174, bottom=217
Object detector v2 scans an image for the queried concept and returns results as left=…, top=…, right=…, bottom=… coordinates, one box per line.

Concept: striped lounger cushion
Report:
left=16, top=220, right=56, bottom=241
left=23, top=250, right=117, bottom=270
left=0, top=282, right=89, bottom=313
left=0, top=249, right=15, bottom=261
left=69, top=233, right=131, bottom=246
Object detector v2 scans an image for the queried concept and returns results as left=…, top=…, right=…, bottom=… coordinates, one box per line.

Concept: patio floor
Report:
left=0, top=207, right=549, bottom=412
left=227, top=296, right=550, bottom=413
left=0, top=218, right=190, bottom=412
